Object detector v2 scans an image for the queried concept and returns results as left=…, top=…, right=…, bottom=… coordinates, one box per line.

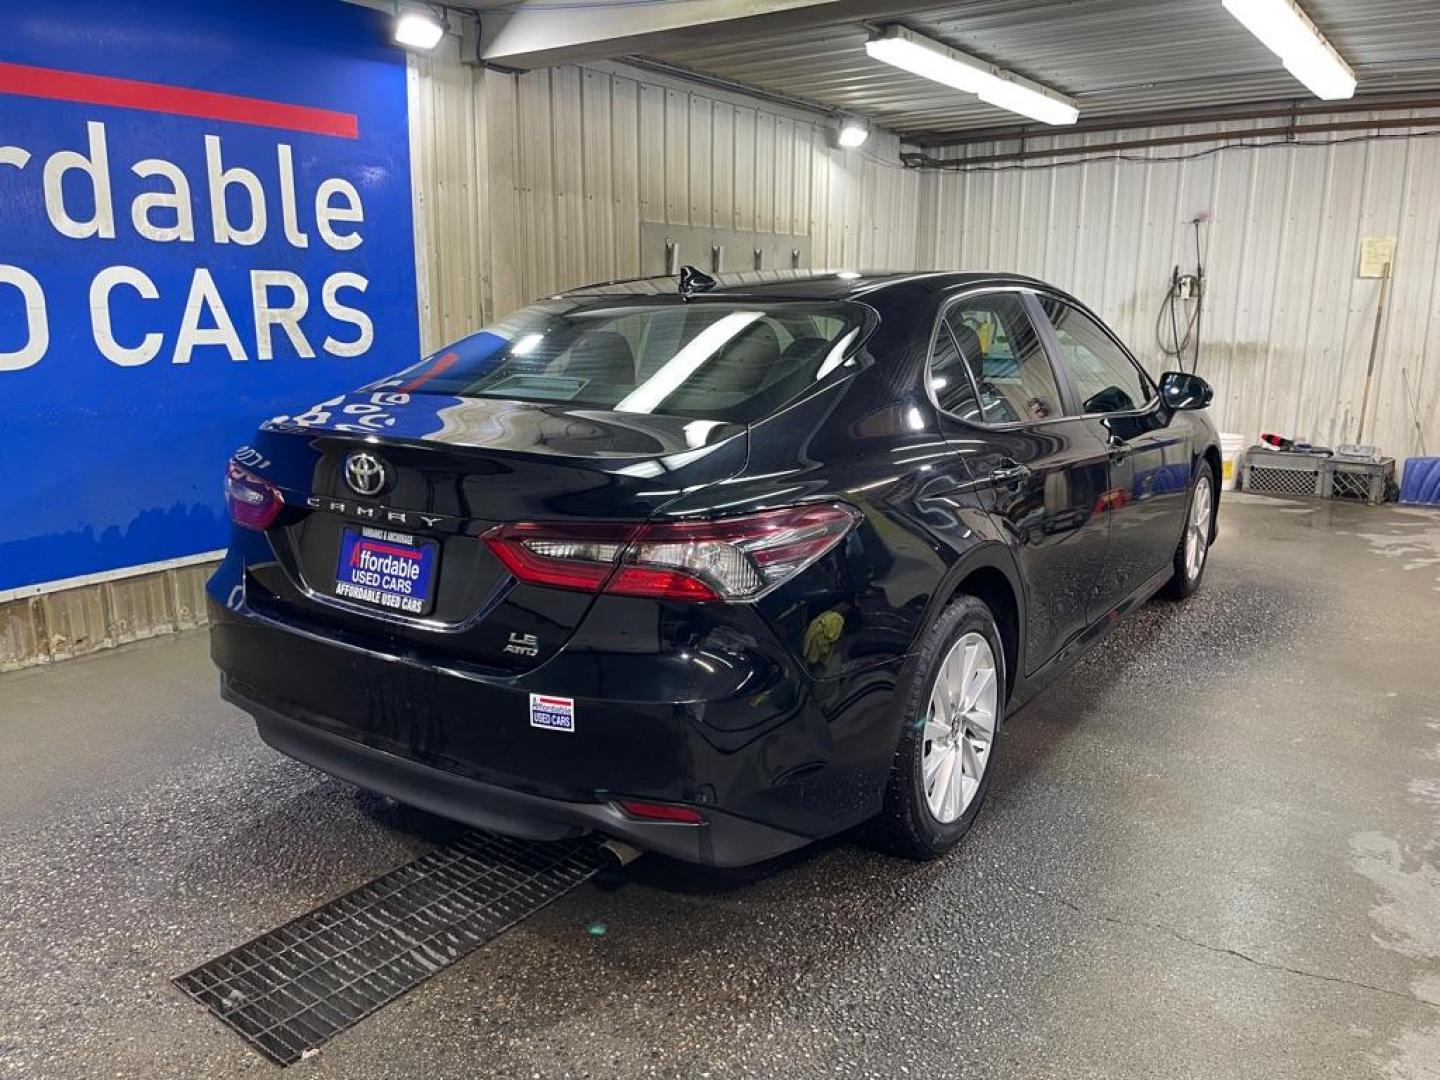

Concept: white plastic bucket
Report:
left=1220, top=433, right=1244, bottom=490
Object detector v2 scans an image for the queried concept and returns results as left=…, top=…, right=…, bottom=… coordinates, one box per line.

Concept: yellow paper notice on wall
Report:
left=1358, top=236, right=1397, bottom=279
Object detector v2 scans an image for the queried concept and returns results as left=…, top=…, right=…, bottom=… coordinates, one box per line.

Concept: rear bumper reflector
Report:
left=615, top=799, right=708, bottom=825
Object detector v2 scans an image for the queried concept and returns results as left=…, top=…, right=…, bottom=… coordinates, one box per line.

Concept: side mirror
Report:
left=1159, top=371, right=1213, bottom=411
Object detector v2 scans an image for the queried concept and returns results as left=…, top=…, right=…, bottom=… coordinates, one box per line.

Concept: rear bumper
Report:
left=224, top=675, right=807, bottom=866
left=207, top=582, right=898, bottom=865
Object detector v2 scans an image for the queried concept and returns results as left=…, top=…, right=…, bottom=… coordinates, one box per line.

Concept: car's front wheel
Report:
left=1163, top=461, right=1215, bottom=600
left=879, top=595, right=1004, bottom=859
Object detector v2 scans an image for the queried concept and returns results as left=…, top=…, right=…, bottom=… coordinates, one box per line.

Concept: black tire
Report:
left=878, top=595, right=1005, bottom=860
left=1162, top=460, right=1215, bottom=600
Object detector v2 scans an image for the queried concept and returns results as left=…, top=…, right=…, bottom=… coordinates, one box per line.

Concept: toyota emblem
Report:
left=343, top=451, right=389, bottom=496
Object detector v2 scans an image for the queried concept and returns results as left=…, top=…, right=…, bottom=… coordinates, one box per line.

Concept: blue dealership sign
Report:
left=0, top=0, right=418, bottom=593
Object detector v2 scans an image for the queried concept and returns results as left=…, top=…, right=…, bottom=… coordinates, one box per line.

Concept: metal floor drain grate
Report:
left=175, top=831, right=606, bottom=1065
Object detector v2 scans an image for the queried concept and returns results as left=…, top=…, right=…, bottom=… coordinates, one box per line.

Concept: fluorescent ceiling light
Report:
left=394, top=9, right=446, bottom=51
left=866, top=30, right=984, bottom=94
left=836, top=119, right=870, bottom=149
left=1221, top=0, right=1356, bottom=100
left=976, top=75, right=1081, bottom=127
left=864, top=25, right=1078, bottom=126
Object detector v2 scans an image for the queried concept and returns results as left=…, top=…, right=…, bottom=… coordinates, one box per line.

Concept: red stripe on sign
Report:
left=358, top=542, right=421, bottom=560
left=0, top=61, right=358, bottom=139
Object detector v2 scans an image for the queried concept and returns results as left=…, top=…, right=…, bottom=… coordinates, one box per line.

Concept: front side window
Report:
left=383, top=300, right=866, bottom=423
left=943, top=293, right=1064, bottom=424
left=1039, top=300, right=1153, bottom=415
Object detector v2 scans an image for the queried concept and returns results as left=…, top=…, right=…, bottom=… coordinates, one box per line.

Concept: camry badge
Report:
left=343, top=451, right=388, bottom=497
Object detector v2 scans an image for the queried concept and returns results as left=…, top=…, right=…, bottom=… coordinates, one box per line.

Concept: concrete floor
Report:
left=2, top=496, right=1439, bottom=1079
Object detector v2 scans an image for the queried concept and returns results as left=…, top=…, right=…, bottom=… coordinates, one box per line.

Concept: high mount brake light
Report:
left=482, top=504, right=858, bottom=602
left=225, top=461, right=284, bottom=530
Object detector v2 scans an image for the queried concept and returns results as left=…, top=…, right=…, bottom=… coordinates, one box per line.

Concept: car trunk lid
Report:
left=237, top=391, right=748, bottom=672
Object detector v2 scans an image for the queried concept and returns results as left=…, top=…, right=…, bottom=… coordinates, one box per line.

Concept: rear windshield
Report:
left=380, top=299, right=867, bottom=423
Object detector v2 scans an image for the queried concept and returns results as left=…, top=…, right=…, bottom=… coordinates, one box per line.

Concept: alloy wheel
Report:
left=1185, top=475, right=1212, bottom=581
left=921, top=631, right=998, bottom=824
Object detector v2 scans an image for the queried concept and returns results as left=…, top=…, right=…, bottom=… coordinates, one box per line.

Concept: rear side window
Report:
left=942, top=293, right=1063, bottom=424
left=1039, top=299, right=1153, bottom=414
left=383, top=300, right=865, bottom=423
left=928, top=324, right=983, bottom=423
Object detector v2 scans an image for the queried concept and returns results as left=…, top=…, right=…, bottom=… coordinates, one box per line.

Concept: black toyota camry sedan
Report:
left=209, top=269, right=1220, bottom=866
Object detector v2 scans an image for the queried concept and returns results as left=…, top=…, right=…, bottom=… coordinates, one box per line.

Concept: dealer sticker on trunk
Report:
left=529, top=694, right=576, bottom=733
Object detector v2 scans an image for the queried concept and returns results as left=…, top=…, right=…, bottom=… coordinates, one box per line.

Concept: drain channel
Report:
left=174, top=831, right=607, bottom=1065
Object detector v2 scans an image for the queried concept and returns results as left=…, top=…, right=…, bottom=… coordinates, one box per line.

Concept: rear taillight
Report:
left=482, top=503, right=858, bottom=602
left=483, top=522, right=636, bottom=592
left=225, top=461, right=284, bottom=530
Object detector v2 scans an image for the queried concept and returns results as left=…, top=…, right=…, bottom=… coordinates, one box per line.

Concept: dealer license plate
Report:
left=333, top=526, right=438, bottom=616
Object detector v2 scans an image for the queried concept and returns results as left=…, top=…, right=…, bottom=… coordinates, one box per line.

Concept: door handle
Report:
left=1107, top=435, right=1131, bottom=462
left=989, top=461, right=1032, bottom=487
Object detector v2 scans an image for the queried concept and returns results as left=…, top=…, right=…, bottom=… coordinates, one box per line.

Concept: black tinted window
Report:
left=944, top=294, right=1063, bottom=424
left=928, top=324, right=982, bottom=422
left=381, top=300, right=865, bottom=423
left=1041, top=300, right=1152, bottom=414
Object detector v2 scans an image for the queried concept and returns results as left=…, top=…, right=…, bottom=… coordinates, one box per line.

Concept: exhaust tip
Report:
left=599, top=838, right=644, bottom=868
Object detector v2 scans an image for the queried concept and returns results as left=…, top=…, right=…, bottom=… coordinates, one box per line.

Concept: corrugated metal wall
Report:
left=0, top=562, right=212, bottom=672
left=919, top=118, right=1440, bottom=461
left=407, top=51, right=923, bottom=351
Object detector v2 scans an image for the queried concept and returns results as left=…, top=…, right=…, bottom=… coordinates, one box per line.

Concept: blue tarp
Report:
left=1400, top=458, right=1440, bottom=506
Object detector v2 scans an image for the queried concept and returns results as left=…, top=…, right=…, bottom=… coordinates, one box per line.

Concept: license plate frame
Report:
left=333, top=525, right=440, bottom=617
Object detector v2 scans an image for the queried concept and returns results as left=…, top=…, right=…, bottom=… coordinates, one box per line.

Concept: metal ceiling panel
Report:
left=643, top=0, right=1440, bottom=138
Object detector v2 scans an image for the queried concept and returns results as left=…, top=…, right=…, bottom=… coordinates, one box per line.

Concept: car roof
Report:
left=557, top=269, right=1055, bottom=303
